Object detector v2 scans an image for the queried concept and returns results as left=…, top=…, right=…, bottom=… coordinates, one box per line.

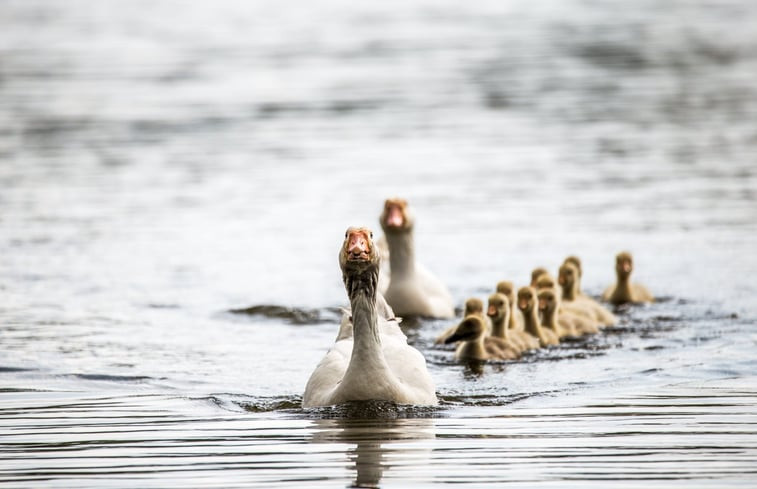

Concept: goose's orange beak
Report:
left=385, top=204, right=404, bottom=228
left=346, top=231, right=371, bottom=261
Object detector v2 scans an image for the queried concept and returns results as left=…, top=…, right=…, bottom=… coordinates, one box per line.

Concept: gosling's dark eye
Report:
left=370, top=232, right=373, bottom=238
left=345, top=232, right=348, bottom=238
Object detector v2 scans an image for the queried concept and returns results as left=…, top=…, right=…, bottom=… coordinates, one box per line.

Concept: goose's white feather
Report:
left=303, top=226, right=437, bottom=408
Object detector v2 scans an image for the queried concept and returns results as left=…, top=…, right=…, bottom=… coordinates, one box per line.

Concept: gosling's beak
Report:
left=444, top=333, right=462, bottom=344
left=487, top=305, right=497, bottom=316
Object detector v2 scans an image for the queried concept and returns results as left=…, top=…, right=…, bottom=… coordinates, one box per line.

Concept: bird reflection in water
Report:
left=462, top=359, right=487, bottom=377
left=309, top=403, right=435, bottom=488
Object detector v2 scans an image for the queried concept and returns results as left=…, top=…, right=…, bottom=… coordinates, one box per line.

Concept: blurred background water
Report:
left=1, top=0, right=756, bottom=487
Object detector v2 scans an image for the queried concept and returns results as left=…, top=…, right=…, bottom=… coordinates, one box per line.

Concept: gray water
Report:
left=2, top=0, right=757, bottom=487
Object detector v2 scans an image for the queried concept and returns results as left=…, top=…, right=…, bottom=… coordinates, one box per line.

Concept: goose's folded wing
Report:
left=302, top=339, right=352, bottom=406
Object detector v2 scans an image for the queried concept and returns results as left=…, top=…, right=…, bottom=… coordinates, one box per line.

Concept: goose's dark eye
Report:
left=370, top=232, right=373, bottom=238
left=345, top=231, right=348, bottom=238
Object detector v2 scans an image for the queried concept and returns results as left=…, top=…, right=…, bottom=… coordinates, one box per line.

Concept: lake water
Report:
left=1, top=0, right=757, bottom=487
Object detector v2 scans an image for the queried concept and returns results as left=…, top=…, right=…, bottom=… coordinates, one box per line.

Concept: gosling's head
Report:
left=495, top=280, right=515, bottom=302
left=380, top=198, right=413, bottom=233
left=615, top=251, right=634, bottom=279
left=537, top=288, right=558, bottom=315
left=463, top=297, right=485, bottom=318
left=535, top=273, right=556, bottom=291
left=517, top=286, right=537, bottom=313
left=558, top=262, right=579, bottom=291
left=563, top=255, right=582, bottom=278
left=444, top=315, right=486, bottom=344
left=530, top=267, right=549, bottom=287
left=487, top=293, right=510, bottom=322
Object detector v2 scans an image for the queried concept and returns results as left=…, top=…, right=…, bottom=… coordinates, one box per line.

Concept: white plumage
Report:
left=302, top=227, right=438, bottom=408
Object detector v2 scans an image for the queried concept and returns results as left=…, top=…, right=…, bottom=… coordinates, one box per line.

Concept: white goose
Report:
left=379, top=198, right=455, bottom=318
left=302, top=227, right=438, bottom=407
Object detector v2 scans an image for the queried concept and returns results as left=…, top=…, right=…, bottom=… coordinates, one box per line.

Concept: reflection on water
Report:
left=311, top=415, right=435, bottom=488
left=2, top=0, right=757, bottom=486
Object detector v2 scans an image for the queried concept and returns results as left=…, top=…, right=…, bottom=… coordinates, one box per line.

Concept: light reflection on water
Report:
left=2, top=0, right=757, bottom=486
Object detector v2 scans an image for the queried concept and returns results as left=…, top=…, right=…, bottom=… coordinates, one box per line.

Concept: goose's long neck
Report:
left=613, top=273, right=632, bottom=302
left=562, top=281, right=578, bottom=301
left=509, top=304, right=520, bottom=329
left=540, top=306, right=558, bottom=330
left=345, top=266, right=382, bottom=364
left=491, top=314, right=509, bottom=340
left=523, top=306, right=546, bottom=343
left=385, top=229, right=415, bottom=280
left=541, top=304, right=565, bottom=337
